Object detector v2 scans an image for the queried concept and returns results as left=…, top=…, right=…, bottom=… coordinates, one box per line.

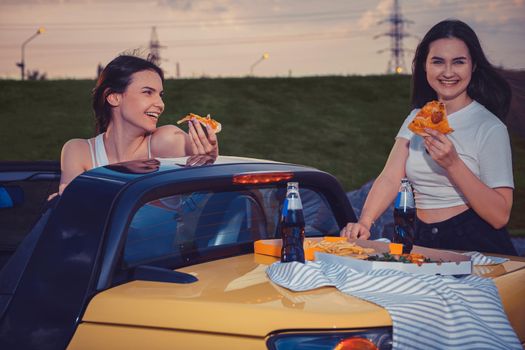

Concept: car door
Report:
left=0, top=161, right=60, bottom=270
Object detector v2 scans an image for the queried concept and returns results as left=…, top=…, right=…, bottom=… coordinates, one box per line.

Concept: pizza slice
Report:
left=177, top=113, right=222, bottom=133
left=408, top=100, right=453, bottom=136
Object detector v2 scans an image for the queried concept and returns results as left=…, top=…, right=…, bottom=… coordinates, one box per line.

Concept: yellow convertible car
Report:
left=0, top=156, right=523, bottom=349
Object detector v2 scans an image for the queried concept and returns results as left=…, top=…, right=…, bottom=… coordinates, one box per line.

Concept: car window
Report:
left=123, top=186, right=339, bottom=266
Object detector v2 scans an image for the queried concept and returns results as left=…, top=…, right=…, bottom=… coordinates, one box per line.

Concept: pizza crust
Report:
left=177, top=113, right=222, bottom=133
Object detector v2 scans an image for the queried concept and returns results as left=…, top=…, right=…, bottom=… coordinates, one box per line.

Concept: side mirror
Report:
left=0, top=185, right=24, bottom=209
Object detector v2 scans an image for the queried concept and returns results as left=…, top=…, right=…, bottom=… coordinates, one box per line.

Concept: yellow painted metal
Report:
left=77, top=253, right=525, bottom=346
left=81, top=254, right=391, bottom=337
left=67, top=323, right=266, bottom=350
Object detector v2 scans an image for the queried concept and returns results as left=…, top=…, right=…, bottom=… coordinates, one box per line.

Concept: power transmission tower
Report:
left=149, top=26, right=166, bottom=66
left=375, top=0, right=413, bottom=74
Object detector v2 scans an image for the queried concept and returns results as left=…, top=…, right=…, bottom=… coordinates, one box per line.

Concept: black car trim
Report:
left=132, top=265, right=198, bottom=284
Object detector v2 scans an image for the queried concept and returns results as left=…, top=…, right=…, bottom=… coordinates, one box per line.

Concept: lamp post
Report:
left=16, top=27, right=45, bottom=81
left=249, top=52, right=269, bottom=76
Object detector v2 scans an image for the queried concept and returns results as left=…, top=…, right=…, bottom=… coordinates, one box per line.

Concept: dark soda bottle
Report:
left=393, top=178, right=416, bottom=254
left=280, top=182, right=305, bottom=263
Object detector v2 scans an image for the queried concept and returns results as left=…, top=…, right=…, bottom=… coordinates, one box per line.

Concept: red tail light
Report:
left=233, top=172, right=294, bottom=184
left=334, top=338, right=379, bottom=350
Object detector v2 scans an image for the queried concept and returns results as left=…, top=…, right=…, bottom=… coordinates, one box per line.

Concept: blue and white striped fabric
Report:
left=463, top=251, right=508, bottom=265
left=266, top=261, right=521, bottom=350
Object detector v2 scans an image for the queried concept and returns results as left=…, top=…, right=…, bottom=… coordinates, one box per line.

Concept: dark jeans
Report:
left=414, top=209, right=517, bottom=256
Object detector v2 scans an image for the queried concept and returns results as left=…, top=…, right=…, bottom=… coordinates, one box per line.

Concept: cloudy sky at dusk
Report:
left=1, top=0, right=524, bottom=79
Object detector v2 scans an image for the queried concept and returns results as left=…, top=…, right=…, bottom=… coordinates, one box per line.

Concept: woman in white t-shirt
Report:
left=341, top=19, right=517, bottom=255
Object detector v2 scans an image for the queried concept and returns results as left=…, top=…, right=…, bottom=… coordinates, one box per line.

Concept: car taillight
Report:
left=266, top=328, right=392, bottom=350
left=334, top=337, right=379, bottom=350
left=233, top=172, right=294, bottom=184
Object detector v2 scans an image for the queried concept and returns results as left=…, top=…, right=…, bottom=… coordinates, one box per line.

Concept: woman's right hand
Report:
left=340, top=222, right=371, bottom=240
left=188, top=119, right=219, bottom=156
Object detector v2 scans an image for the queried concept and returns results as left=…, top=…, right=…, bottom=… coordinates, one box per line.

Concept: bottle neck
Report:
left=286, top=196, right=303, bottom=210
left=395, top=185, right=414, bottom=209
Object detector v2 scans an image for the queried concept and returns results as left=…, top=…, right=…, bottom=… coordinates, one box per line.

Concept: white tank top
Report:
left=87, top=133, right=152, bottom=168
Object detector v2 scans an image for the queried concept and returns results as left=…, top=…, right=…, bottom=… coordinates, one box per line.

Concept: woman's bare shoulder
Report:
left=59, top=138, right=94, bottom=194
left=61, top=138, right=93, bottom=168
left=62, top=138, right=91, bottom=151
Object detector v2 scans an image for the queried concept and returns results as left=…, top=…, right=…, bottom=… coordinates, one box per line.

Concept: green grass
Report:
left=1, top=76, right=523, bottom=235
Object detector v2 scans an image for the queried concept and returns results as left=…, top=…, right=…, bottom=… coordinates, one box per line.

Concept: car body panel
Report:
left=79, top=254, right=525, bottom=347
left=68, top=323, right=267, bottom=350
left=80, top=254, right=391, bottom=338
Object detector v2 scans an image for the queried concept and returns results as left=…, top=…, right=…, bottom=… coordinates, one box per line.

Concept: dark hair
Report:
left=411, top=19, right=511, bottom=120
left=92, top=54, right=164, bottom=134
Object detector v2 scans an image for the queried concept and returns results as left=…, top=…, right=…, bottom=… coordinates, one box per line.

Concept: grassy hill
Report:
left=1, top=76, right=523, bottom=235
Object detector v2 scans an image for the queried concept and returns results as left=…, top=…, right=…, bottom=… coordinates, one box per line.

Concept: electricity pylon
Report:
left=149, top=26, right=166, bottom=66
left=375, top=0, right=413, bottom=74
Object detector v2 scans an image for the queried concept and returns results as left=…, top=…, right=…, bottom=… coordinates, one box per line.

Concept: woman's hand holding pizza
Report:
left=423, top=128, right=460, bottom=170
left=187, top=119, right=219, bottom=156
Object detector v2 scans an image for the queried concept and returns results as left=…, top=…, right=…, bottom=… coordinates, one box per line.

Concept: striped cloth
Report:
left=266, top=261, right=521, bottom=350
left=464, top=251, right=508, bottom=266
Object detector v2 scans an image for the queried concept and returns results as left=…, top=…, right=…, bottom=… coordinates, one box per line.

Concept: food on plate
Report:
left=305, top=239, right=375, bottom=259
left=367, top=252, right=436, bottom=265
left=408, top=100, right=453, bottom=136
left=177, top=113, right=222, bottom=133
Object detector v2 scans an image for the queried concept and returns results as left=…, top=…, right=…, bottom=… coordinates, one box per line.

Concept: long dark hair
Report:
left=411, top=19, right=511, bottom=121
left=92, top=54, right=164, bottom=134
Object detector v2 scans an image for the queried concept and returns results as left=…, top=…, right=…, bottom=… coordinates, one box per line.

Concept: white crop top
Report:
left=396, top=100, right=514, bottom=209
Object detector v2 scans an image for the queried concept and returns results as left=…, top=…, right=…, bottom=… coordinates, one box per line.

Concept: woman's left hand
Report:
left=188, top=119, right=219, bottom=156
left=423, top=128, right=459, bottom=169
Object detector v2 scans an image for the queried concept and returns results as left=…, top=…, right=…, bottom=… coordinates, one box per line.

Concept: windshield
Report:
left=123, top=186, right=340, bottom=267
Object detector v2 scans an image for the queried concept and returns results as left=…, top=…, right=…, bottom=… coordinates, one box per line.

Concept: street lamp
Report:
left=16, top=27, right=45, bottom=81
left=249, top=52, right=269, bottom=76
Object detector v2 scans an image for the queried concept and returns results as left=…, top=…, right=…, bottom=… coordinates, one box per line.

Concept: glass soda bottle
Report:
left=393, top=178, right=416, bottom=254
left=280, top=182, right=306, bottom=263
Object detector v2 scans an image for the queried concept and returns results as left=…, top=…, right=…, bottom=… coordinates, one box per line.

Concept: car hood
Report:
left=81, top=254, right=391, bottom=337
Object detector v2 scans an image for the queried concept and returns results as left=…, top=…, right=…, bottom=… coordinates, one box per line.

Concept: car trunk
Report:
left=80, top=254, right=391, bottom=336
left=79, top=253, right=525, bottom=345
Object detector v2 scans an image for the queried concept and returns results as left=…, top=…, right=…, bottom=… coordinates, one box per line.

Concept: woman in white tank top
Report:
left=56, top=54, right=218, bottom=196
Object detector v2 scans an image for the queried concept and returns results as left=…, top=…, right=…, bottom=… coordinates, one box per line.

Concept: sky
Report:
left=0, top=0, right=524, bottom=79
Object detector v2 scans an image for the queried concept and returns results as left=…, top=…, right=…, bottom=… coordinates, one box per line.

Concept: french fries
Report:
left=305, top=239, right=375, bottom=260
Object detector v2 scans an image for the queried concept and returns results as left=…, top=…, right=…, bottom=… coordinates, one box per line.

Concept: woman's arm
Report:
left=152, top=122, right=218, bottom=158
left=341, top=137, right=410, bottom=239
left=59, top=139, right=91, bottom=195
left=424, top=128, right=512, bottom=228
